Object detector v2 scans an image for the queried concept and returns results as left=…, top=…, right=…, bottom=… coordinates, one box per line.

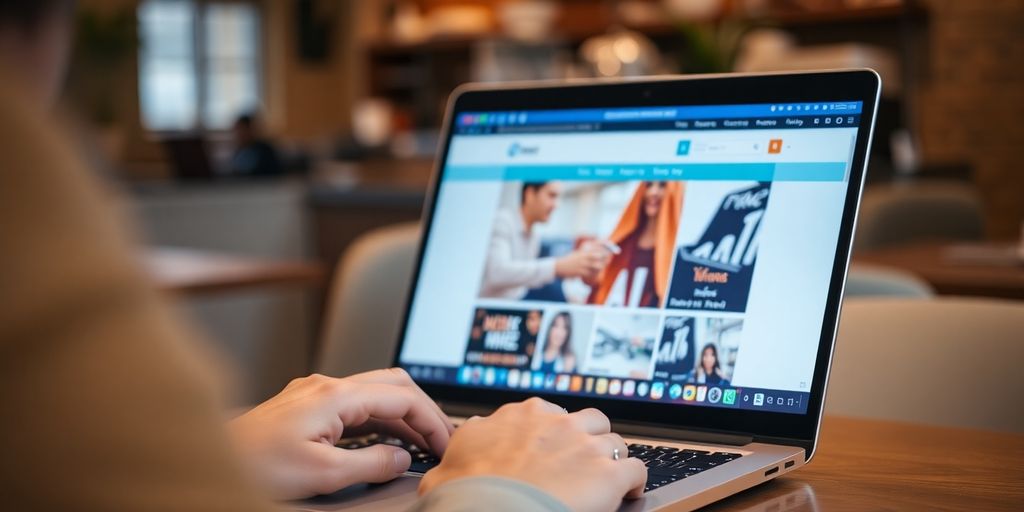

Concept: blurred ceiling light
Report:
left=613, top=37, right=641, bottom=64
left=580, top=30, right=660, bottom=78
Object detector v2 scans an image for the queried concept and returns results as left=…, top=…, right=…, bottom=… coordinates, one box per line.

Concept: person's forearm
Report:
left=485, top=255, right=557, bottom=290
left=408, top=477, right=569, bottom=512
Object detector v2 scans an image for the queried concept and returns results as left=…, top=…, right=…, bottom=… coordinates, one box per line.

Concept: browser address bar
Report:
left=687, top=139, right=769, bottom=157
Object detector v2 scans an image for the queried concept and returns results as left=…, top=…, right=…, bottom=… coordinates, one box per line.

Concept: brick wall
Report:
left=916, top=0, right=1024, bottom=239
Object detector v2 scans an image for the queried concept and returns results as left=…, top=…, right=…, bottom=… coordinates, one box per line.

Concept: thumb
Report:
left=323, top=444, right=412, bottom=489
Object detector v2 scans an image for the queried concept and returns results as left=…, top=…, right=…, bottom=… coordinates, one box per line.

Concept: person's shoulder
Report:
left=492, top=209, right=517, bottom=231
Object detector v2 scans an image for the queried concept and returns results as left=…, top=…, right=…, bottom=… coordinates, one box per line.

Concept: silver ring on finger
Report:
left=612, top=447, right=621, bottom=461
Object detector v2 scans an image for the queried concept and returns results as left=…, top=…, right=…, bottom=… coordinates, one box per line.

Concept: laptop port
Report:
left=764, top=466, right=779, bottom=477
left=784, top=460, right=795, bottom=469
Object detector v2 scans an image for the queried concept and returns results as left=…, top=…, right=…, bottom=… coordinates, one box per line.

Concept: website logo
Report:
left=507, top=142, right=539, bottom=158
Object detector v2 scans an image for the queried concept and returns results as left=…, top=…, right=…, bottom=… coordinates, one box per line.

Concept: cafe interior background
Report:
left=61, top=0, right=1023, bottom=412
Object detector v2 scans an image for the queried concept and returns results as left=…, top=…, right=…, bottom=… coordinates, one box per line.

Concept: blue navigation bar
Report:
left=445, top=162, right=848, bottom=182
left=457, top=102, right=863, bottom=127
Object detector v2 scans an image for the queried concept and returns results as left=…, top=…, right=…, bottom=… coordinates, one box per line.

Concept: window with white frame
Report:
left=138, top=0, right=262, bottom=131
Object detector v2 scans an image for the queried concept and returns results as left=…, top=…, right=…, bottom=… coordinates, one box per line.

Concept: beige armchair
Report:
left=827, top=297, right=1024, bottom=432
left=316, top=222, right=421, bottom=377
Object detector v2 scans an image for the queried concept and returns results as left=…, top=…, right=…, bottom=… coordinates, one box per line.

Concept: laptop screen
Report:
left=398, top=100, right=863, bottom=416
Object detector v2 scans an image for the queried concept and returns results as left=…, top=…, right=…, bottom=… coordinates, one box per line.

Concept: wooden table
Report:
left=146, top=247, right=325, bottom=294
left=701, top=416, right=1024, bottom=511
left=854, top=242, right=1024, bottom=300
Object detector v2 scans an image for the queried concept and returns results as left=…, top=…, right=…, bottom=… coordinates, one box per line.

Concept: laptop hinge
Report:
left=611, top=421, right=754, bottom=446
left=441, top=402, right=754, bottom=447
left=440, top=402, right=498, bottom=419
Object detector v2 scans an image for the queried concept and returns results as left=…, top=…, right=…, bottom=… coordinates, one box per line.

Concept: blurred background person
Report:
left=230, top=112, right=283, bottom=177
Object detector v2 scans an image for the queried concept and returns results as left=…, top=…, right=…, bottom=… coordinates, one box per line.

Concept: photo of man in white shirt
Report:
left=480, top=181, right=609, bottom=300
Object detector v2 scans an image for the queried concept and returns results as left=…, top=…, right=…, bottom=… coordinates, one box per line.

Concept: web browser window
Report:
left=399, top=101, right=863, bottom=414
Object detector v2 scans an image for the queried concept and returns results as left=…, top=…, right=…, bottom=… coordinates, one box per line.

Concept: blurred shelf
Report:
left=366, top=4, right=928, bottom=55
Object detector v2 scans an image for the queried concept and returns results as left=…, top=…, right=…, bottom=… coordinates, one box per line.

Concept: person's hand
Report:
left=228, top=369, right=454, bottom=500
left=419, top=398, right=646, bottom=512
left=556, top=246, right=609, bottom=281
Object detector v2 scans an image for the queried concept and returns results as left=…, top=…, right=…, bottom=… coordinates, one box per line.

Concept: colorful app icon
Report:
left=677, top=140, right=692, bottom=156
left=532, top=372, right=544, bottom=389
left=768, top=138, right=783, bottom=154
left=753, top=393, right=764, bottom=406
left=636, top=381, right=650, bottom=398
left=544, top=373, right=556, bottom=389
left=483, top=367, right=496, bottom=386
left=650, top=382, right=665, bottom=400
left=696, top=386, right=708, bottom=402
left=496, top=369, right=508, bottom=385
left=723, top=389, right=737, bottom=405
left=506, top=369, right=519, bottom=387
left=520, top=371, right=532, bottom=389
left=556, top=375, right=571, bottom=392
left=681, top=385, right=696, bottom=401
left=584, top=377, right=594, bottom=393
left=470, top=366, right=483, bottom=384
left=671, top=384, right=685, bottom=400
left=708, top=387, right=722, bottom=404
left=622, top=380, right=636, bottom=397
left=595, top=378, right=609, bottom=395
left=608, top=379, right=622, bottom=396
left=457, top=367, right=471, bottom=384
left=570, top=376, right=583, bottom=392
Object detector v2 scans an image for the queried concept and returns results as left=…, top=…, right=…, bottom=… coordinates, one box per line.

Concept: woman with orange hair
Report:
left=588, top=181, right=684, bottom=308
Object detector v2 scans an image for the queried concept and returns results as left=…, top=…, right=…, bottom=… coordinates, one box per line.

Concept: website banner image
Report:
left=667, top=181, right=770, bottom=313
left=478, top=180, right=683, bottom=309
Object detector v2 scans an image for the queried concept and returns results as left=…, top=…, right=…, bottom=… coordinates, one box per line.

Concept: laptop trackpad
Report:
left=294, top=475, right=422, bottom=512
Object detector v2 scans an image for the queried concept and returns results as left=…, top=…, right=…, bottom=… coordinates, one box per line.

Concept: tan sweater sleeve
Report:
left=0, top=88, right=279, bottom=510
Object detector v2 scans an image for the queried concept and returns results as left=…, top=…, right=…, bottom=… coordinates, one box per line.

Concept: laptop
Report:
left=302, top=69, right=880, bottom=511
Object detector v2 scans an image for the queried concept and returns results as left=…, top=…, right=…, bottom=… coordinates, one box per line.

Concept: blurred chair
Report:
left=845, top=264, right=934, bottom=298
left=827, top=298, right=1024, bottom=432
left=316, top=222, right=420, bottom=377
left=854, top=181, right=985, bottom=251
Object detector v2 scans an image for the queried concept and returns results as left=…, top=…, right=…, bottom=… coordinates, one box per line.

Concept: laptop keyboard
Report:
left=337, top=435, right=742, bottom=492
left=337, top=434, right=441, bottom=473
left=628, top=444, right=743, bottom=492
